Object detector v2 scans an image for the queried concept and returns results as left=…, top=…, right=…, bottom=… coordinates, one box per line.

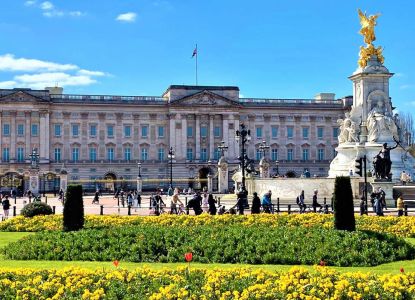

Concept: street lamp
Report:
left=137, top=162, right=142, bottom=178
left=235, top=123, right=251, bottom=207
left=275, top=160, right=280, bottom=176
left=29, top=148, right=39, bottom=169
left=258, top=140, right=270, bottom=159
left=218, top=140, right=228, bottom=157
left=167, top=147, right=175, bottom=195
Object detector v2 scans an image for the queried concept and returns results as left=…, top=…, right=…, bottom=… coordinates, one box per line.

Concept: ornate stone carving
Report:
left=337, top=112, right=360, bottom=144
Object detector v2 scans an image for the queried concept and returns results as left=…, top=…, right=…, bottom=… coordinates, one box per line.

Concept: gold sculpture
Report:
left=357, top=9, right=384, bottom=68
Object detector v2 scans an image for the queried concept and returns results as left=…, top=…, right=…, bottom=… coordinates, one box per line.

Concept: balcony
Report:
left=50, top=94, right=166, bottom=104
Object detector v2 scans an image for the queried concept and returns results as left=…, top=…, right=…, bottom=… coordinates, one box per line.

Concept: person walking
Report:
left=134, top=192, right=141, bottom=211
left=359, top=196, right=366, bottom=215
left=312, top=189, right=322, bottom=212
left=251, top=192, right=261, bottom=214
left=201, top=192, right=209, bottom=213
left=397, top=195, right=405, bottom=217
left=236, top=191, right=245, bottom=215
left=2, top=195, right=10, bottom=219
left=187, top=192, right=203, bottom=215
left=261, top=191, right=272, bottom=213
left=400, top=171, right=409, bottom=186
left=127, top=191, right=133, bottom=207
left=120, top=190, right=125, bottom=207
left=374, top=194, right=384, bottom=216
left=297, top=190, right=305, bottom=213
left=170, top=188, right=183, bottom=214
left=208, top=193, right=217, bottom=215
left=92, top=190, right=100, bottom=204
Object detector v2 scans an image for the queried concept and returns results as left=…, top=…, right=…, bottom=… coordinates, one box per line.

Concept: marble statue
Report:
left=367, top=100, right=398, bottom=142
left=373, top=142, right=398, bottom=179
left=337, top=112, right=360, bottom=143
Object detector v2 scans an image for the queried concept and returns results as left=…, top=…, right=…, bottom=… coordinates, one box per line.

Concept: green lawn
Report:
left=0, top=232, right=414, bottom=274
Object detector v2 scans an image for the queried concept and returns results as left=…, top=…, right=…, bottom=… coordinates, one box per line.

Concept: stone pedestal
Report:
left=218, top=157, right=229, bottom=193
left=370, top=180, right=395, bottom=207
left=29, top=169, right=39, bottom=195
left=259, top=158, right=270, bottom=178
left=207, top=174, right=213, bottom=193
left=136, top=176, right=143, bottom=193
left=60, top=170, right=68, bottom=192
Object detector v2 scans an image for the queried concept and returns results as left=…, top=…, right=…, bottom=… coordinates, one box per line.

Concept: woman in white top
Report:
left=202, top=192, right=209, bottom=212
left=171, top=188, right=183, bottom=214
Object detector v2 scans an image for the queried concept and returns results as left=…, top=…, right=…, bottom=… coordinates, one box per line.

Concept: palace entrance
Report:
left=103, top=173, right=117, bottom=193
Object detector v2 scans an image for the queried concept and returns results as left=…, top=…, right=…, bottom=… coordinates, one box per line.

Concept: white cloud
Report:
left=69, top=11, right=84, bottom=17
left=24, top=0, right=37, bottom=6
left=0, top=81, right=17, bottom=89
left=14, top=72, right=96, bottom=89
left=77, top=69, right=106, bottom=77
left=116, top=12, right=137, bottom=23
left=43, top=10, right=64, bottom=17
left=0, top=54, right=78, bottom=72
left=40, top=1, right=53, bottom=10
left=400, top=84, right=413, bottom=90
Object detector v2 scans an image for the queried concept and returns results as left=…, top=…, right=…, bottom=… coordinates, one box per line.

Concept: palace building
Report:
left=0, top=85, right=351, bottom=193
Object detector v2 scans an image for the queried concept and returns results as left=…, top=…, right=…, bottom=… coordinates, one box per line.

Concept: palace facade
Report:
left=0, top=85, right=351, bottom=193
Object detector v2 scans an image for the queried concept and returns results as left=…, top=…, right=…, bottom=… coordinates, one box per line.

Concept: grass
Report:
left=0, top=232, right=414, bottom=274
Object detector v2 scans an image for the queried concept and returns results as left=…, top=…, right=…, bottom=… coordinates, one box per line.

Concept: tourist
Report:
left=312, top=189, right=322, bottom=212
left=208, top=193, right=217, bottom=215
left=359, top=196, right=365, bottom=215
left=127, top=191, right=133, bottom=207
left=297, top=190, right=305, bottom=213
left=92, top=190, right=100, bottom=204
left=236, top=191, right=245, bottom=215
left=378, top=187, right=387, bottom=210
left=400, top=171, right=409, bottom=186
left=261, top=191, right=272, bottom=213
left=202, top=192, right=209, bottom=213
left=2, top=195, right=10, bottom=219
left=187, top=192, right=203, bottom=215
left=135, top=192, right=141, bottom=210
left=170, top=188, right=183, bottom=214
left=120, top=190, right=125, bottom=207
left=27, top=190, right=32, bottom=203
left=251, top=192, right=261, bottom=214
left=397, top=195, right=404, bottom=217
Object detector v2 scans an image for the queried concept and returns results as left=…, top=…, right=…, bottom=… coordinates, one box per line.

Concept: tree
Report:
left=333, top=176, right=356, bottom=231
left=397, top=112, right=414, bottom=146
left=63, top=185, right=84, bottom=231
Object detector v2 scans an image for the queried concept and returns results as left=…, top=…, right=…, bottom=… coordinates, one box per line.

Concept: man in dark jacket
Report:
left=187, top=192, right=203, bottom=215
left=251, top=192, right=261, bottom=214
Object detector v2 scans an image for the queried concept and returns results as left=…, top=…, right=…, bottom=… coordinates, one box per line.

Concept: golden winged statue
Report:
left=357, top=9, right=384, bottom=68
left=358, top=9, right=380, bottom=45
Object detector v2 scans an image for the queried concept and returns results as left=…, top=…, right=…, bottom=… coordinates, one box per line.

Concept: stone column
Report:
left=29, top=169, right=39, bottom=195
left=25, top=111, right=31, bottom=158
left=217, top=157, right=229, bottom=193
left=222, top=115, right=229, bottom=158
left=169, top=113, right=175, bottom=149
left=209, top=115, right=214, bottom=159
left=10, top=111, right=16, bottom=160
left=207, top=174, right=213, bottom=193
left=195, top=115, right=200, bottom=160
left=45, top=112, right=50, bottom=161
left=60, top=170, right=68, bottom=192
left=181, top=115, right=187, bottom=160
left=136, top=176, right=143, bottom=193
left=0, top=112, right=2, bottom=153
left=233, top=116, right=240, bottom=161
left=39, top=111, right=47, bottom=161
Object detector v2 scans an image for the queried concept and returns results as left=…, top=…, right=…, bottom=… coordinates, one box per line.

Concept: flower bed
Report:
left=1, top=214, right=415, bottom=237
left=4, top=225, right=414, bottom=266
left=0, top=266, right=414, bottom=299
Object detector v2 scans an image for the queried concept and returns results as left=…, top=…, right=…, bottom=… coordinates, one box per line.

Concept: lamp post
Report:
left=137, top=162, right=142, bottom=178
left=235, top=123, right=251, bottom=207
left=275, top=160, right=280, bottom=176
left=167, top=147, right=175, bottom=195
left=29, top=148, right=39, bottom=169
left=218, top=140, right=228, bottom=157
left=258, top=140, right=270, bottom=159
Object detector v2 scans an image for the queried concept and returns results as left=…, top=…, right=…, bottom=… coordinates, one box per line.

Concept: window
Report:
left=187, top=126, right=193, bottom=138
left=141, top=125, right=148, bottom=138
left=214, top=149, right=221, bottom=160
left=214, top=126, right=221, bottom=138
left=271, top=126, right=278, bottom=139
left=89, top=148, right=97, bottom=162
left=187, top=148, right=193, bottom=161
left=72, top=124, right=79, bottom=137
left=287, top=126, right=294, bottom=139
left=54, top=124, right=61, bottom=137
left=17, top=124, right=24, bottom=136
left=124, top=125, right=131, bottom=137
left=200, top=148, right=207, bottom=161
left=2, top=148, right=9, bottom=162
left=302, top=149, right=309, bottom=161
left=54, top=148, right=61, bottom=162
left=3, top=124, right=10, bottom=136
left=141, top=148, right=148, bottom=161
left=124, top=147, right=131, bottom=161
left=107, top=125, right=114, bottom=138
left=256, top=127, right=263, bottom=139
left=287, top=149, right=293, bottom=161
left=317, top=127, right=324, bottom=139
left=271, top=149, right=278, bottom=161
left=90, top=124, right=97, bottom=137
left=318, top=149, right=325, bottom=161
left=333, top=127, right=339, bottom=138
left=72, top=148, right=79, bottom=162
left=256, top=149, right=262, bottom=161
left=158, top=126, right=164, bottom=138
left=31, top=124, right=38, bottom=136
left=302, top=127, right=309, bottom=139
left=107, top=147, right=114, bottom=161
left=201, top=126, right=208, bottom=138
left=17, top=147, right=24, bottom=162
left=158, top=148, right=165, bottom=161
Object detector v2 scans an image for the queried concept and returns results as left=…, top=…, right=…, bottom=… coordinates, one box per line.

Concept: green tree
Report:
left=63, top=185, right=84, bottom=231
left=333, top=176, right=356, bottom=231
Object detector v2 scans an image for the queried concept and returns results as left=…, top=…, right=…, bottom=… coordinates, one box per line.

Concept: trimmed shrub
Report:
left=333, top=176, right=356, bottom=231
left=63, top=185, right=84, bottom=232
left=20, top=202, right=52, bottom=218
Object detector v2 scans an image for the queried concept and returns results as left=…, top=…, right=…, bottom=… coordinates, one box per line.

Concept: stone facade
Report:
left=0, top=85, right=350, bottom=193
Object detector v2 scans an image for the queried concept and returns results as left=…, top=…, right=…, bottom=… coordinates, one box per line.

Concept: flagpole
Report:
left=195, top=44, right=198, bottom=86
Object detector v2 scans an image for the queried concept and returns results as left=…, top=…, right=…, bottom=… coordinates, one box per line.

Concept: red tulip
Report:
left=400, top=267, right=404, bottom=273
left=319, top=260, right=326, bottom=266
left=184, top=252, right=193, bottom=262
left=113, top=260, right=119, bottom=267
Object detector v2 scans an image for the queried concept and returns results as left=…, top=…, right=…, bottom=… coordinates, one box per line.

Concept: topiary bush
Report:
left=333, top=176, right=356, bottom=231
left=63, top=185, right=84, bottom=232
left=20, top=202, right=52, bottom=218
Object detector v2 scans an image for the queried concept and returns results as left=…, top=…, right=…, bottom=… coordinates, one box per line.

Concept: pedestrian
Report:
left=236, top=191, right=245, bottom=215
left=312, top=189, right=322, bottom=212
left=378, top=187, right=387, bottom=210
left=120, top=190, right=125, bottom=207
left=187, top=192, right=203, bottom=215
left=202, top=192, right=209, bottom=213
left=170, top=188, right=183, bottom=214
left=127, top=191, right=133, bottom=207
left=261, top=191, right=272, bottom=213
left=397, top=195, right=404, bottom=217
left=400, top=171, right=409, bottom=186
left=359, top=196, right=366, bottom=215
left=92, top=190, right=100, bottom=204
left=374, top=195, right=383, bottom=216
left=208, top=193, right=217, bottom=215
left=134, top=193, right=141, bottom=211
left=27, top=190, right=32, bottom=203
left=251, top=192, right=261, bottom=214
left=297, top=190, right=305, bottom=213
left=2, top=195, right=10, bottom=219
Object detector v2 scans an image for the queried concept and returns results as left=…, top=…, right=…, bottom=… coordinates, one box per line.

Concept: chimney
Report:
left=46, top=86, right=63, bottom=95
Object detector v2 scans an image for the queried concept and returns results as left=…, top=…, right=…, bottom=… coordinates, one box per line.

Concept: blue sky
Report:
left=0, top=0, right=414, bottom=113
